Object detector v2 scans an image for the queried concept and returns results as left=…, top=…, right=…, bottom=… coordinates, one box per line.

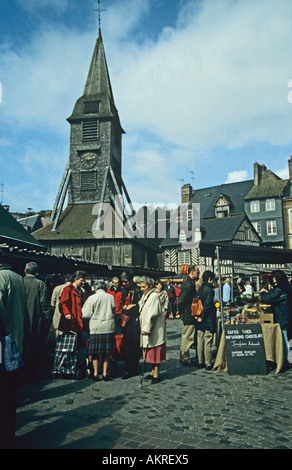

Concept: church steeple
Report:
left=65, top=23, right=125, bottom=207
left=83, top=28, right=114, bottom=100
left=47, top=10, right=131, bottom=232
left=67, top=28, right=122, bottom=127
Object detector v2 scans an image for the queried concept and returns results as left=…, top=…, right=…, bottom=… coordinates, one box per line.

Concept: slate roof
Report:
left=17, top=214, right=43, bottom=233
left=191, top=180, right=254, bottom=220
left=200, top=215, right=259, bottom=243
left=33, top=203, right=161, bottom=252
left=34, top=204, right=101, bottom=241
left=160, top=214, right=259, bottom=247
left=244, top=170, right=289, bottom=200
left=0, top=205, right=45, bottom=249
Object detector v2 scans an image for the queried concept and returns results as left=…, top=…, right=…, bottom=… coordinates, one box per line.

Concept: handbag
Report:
left=120, top=313, right=130, bottom=329
left=0, top=316, right=24, bottom=372
left=191, top=297, right=203, bottom=318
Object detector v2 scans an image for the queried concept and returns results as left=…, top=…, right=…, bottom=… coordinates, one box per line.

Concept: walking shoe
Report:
left=102, top=375, right=110, bottom=381
left=151, top=376, right=160, bottom=384
left=205, top=364, right=213, bottom=371
left=144, top=374, right=154, bottom=380
left=93, top=375, right=99, bottom=381
left=182, top=361, right=197, bottom=366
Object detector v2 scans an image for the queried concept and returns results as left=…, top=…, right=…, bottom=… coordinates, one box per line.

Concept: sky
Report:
left=1, top=0, right=292, bottom=212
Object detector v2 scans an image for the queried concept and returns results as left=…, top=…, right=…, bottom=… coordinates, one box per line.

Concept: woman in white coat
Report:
left=82, top=280, right=116, bottom=381
left=139, top=277, right=166, bottom=384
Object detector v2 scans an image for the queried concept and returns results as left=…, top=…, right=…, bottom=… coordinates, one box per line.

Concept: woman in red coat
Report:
left=58, top=271, right=87, bottom=337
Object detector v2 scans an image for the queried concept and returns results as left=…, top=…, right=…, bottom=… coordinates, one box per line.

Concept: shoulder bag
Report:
left=0, top=316, right=25, bottom=373
left=191, top=297, right=203, bottom=318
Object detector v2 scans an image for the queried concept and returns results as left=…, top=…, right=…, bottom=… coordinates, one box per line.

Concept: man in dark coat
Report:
left=178, top=265, right=200, bottom=365
left=120, top=272, right=141, bottom=379
left=23, top=261, right=52, bottom=378
left=195, top=270, right=217, bottom=370
left=0, top=249, right=26, bottom=448
left=260, top=270, right=292, bottom=367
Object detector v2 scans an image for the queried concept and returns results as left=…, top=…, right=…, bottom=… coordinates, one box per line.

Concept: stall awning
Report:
left=199, top=241, right=292, bottom=265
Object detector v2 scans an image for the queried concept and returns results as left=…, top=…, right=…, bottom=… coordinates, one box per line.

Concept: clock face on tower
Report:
left=79, top=152, right=98, bottom=169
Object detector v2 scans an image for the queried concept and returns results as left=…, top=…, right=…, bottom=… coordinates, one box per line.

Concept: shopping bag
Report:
left=0, top=334, right=25, bottom=372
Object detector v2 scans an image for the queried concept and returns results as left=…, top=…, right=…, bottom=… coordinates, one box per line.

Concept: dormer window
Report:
left=216, top=205, right=229, bottom=218
left=215, top=197, right=230, bottom=218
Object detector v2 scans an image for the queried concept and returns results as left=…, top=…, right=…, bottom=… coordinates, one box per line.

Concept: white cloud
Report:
left=111, top=0, right=292, bottom=150
left=0, top=26, right=93, bottom=136
left=3, top=0, right=292, bottom=151
left=275, top=168, right=289, bottom=180
left=1, top=140, right=67, bottom=211
left=225, top=170, right=248, bottom=184
left=2, top=0, right=292, bottom=209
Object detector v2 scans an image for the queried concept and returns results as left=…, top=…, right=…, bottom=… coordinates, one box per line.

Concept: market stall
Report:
left=213, top=312, right=285, bottom=374
left=199, top=241, right=292, bottom=374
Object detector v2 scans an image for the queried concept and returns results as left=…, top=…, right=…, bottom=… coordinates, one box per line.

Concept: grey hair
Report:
left=133, top=276, right=141, bottom=283
left=25, top=261, right=38, bottom=275
left=140, top=276, right=155, bottom=288
left=93, top=280, right=107, bottom=291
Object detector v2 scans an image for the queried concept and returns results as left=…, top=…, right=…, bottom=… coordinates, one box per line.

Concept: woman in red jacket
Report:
left=58, top=271, right=87, bottom=338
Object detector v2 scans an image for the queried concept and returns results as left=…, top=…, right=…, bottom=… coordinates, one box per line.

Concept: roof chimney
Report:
left=254, top=162, right=266, bottom=186
left=181, top=184, right=193, bottom=204
left=288, top=156, right=292, bottom=181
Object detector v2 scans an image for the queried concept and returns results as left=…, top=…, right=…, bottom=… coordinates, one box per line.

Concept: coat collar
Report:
left=0, top=263, right=13, bottom=272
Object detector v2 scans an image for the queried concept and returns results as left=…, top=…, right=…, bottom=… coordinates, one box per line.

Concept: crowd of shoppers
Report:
left=1, top=248, right=292, bottom=448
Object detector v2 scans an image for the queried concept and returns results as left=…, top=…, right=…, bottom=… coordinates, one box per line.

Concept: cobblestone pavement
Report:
left=15, top=319, right=292, bottom=450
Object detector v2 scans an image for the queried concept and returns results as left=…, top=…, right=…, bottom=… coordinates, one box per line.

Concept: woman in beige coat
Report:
left=139, top=277, right=166, bottom=384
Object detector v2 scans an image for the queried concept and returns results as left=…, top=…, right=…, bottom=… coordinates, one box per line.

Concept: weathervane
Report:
left=94, top=0, right=105, bottom=29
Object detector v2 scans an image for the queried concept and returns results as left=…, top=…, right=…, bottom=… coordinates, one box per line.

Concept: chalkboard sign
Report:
left=225, top=324, right=267, bottom=375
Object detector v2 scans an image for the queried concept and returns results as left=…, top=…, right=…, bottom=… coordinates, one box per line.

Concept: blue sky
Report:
left=1, top=0, right=292, bottom=212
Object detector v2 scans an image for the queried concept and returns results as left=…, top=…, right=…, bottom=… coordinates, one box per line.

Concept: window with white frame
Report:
left=265, top=198, right=275, bottom=211
left=252, top=221, right=261, bottom=236
left=178, top=251, right=191, bottom=265
left=266, top=220, right=277, bottom=236
left=250, top=200, right=260, bottom=213
left=215, top=205, right=229, bottom=218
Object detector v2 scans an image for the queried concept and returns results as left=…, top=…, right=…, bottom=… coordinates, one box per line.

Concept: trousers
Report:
left=180, top=325, right=195, bottom=363
left=197, top=330, right=213, bottom=366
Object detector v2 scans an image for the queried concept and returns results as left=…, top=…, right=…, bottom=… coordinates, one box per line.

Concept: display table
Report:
left=213, top=323, right=285, bottom=374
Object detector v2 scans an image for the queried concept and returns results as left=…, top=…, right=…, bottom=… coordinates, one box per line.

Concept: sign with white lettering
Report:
left=225, top=324, right=267, bottom=375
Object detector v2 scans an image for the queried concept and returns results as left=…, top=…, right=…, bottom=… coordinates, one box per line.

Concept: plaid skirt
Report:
left=88, top=333, right=116, bottom=356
